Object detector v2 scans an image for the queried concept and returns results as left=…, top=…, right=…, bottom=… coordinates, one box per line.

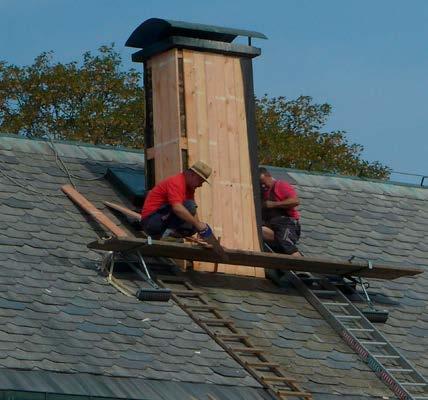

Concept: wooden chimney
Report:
left=126, top=18, right=266, bottom=277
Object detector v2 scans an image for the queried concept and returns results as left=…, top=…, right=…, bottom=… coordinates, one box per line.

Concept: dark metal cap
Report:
left=125, top=18, right=267, bottom=49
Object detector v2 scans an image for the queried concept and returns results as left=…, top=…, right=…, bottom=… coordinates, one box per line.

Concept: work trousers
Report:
left=141, top=200, right=197, bottom=238
left=264, top=215, right=301, bottom=254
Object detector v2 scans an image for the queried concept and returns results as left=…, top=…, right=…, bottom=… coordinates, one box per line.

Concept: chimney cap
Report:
left=125, top=18, right=267, bottom=49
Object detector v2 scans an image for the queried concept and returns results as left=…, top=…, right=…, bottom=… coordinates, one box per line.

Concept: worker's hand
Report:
left=198, top=224, right=213, bottom=240
left=195, top=221, right=208, bottom=232
left=264, top=200, right=276, bottom=209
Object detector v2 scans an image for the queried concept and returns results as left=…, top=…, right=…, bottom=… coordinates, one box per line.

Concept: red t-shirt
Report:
left=141, top=173, right=195, bottom=219
left=263, top=179, right=300, bottom=220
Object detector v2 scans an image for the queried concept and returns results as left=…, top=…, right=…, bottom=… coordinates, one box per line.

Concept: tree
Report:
left=0, top=44, right=145, bottom=147
left=255, top=95, right=390, bottom=179
left=0, top=46, right=390, bottom=178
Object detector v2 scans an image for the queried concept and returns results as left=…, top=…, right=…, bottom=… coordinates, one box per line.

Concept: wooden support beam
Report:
left=104, top=201, right=141, bottom=222
left=62, top=185, right=128, bottom=238
left=88, top=237, right=423, bottom=280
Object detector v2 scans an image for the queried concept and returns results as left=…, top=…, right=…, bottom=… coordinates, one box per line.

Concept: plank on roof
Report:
left=87, top=237, right=424, bottom=280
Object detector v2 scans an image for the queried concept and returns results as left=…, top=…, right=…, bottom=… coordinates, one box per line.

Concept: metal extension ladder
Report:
left=285, top=271, right=428, bottom=400
left=157, top=275, right=312, bottom=400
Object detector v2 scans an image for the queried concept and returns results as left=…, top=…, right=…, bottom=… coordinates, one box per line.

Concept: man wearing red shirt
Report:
left=259, top=167, right=301, bottom=256
left=141, top=161, right=211, bottom=239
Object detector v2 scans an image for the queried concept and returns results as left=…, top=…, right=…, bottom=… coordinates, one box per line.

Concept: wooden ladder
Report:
left=157, top=275, right=312, bottom=400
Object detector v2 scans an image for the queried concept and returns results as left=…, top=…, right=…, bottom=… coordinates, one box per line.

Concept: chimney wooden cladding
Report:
left=126, top=19, right=267, bottom=277
left=144, top=48, right=263, bottom=277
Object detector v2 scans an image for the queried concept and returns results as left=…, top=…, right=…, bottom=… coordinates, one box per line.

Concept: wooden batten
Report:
left=144, top=48, right=263, bottom=277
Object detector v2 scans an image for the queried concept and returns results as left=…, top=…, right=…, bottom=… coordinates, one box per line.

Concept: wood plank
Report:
left=183, top=50, right=198, bottom=161
left=62, top=185, right=128, bottom=238
left=151, top=50, right=182, bottom=181
left=213, top=54, right=234, bottom=274
left=150, top=53, right=163, bottom=181
left=205, top=53, right=222, bottom=249
left=224, top=56, right=242, bottom=275
left=87, top=237, right=424, bottom=280
left=165, top=48, right=181, bottom=177
left=193, top=52, right=213, bottom=270
left=232, top=57, right=263, bottom=277
left=104, top=201, right=141, bottom=222
left=182, top=50, right=211, bottom=273
left=187, top=52, right=217, bottom=272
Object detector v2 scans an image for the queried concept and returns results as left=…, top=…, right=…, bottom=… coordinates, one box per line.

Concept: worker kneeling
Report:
left=259, top=167, right=302, bottom=257
left=141, top=161, right=212, bottom=240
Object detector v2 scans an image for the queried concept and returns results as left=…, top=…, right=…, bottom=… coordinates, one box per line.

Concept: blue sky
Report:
left=1, top=0, right=427, bottom=183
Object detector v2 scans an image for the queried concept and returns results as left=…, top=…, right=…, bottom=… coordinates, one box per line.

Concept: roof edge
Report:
left=0, top=133, right=145, bottom=155
left=0, top=369, right=271, bottom=400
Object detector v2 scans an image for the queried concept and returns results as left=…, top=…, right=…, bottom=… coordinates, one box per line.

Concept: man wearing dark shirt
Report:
left=259, top=167, right=301, bottom=256
left=141, top=161, right=211, bottom=239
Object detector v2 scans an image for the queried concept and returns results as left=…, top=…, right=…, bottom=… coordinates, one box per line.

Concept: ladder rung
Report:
left=277, top=390, right=312, bottom=397
left=387, top=368, right=414, bottom=373
left=262, top=376, right=297, bottom=383
left=229, top=347, right=264, bottom=354
left=399, top=382, right=427, bottom=387
left=335, top=315, right=361, bottom=319
left=360, top=341, right=387, bottom=346
left=172, top=290, right=203, bottom=297
left=373, top=354, right=400, bottom=359
left=245, top=361, right=280, bottom=368
left=312, top=290, right=337, bottom=297
left=156, top=275, right=186, bottom=283
left=199, top=318, right=234, bottom=326
left=348, top=328, right=374, bottom=332
left=323, top=302, right=349, bottom=307
left=216, top=333, right=249, bottom=340
left=185, top=304, right=218, bottom=311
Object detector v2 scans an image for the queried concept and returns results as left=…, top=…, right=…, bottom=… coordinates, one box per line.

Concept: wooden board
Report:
left=87, top=237, right=424, bottom=280
left=62, top=185, right=128, bottom=238
left=148, top=49, right=183, bottom=180
left=104, top=201, right=141, bottom=222
left=182, top=49, right=263, bottom=277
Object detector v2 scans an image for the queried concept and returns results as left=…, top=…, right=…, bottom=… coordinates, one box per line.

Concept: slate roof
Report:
left=266, top=167, right=428, bottom=382
left=191, top=166, right=428, bottom=398
left=0, top=135, right=268, bottom=400
left=0, top=134, right=427, bottom=399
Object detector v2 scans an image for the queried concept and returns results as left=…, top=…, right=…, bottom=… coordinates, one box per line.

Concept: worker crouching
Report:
left=259, top=167, right=302, bottom=257
left=141, top=161, right=212, bottom=240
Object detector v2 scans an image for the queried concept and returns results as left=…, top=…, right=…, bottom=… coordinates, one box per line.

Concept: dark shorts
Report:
left=141, top=200, right=197, bottom=238
left=265, top=216, right=301, bottom=255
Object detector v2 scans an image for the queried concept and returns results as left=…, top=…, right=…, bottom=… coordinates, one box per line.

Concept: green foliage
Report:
left=255, top=95, right=390, bottom=179
left=0, top=45, right=390, bottom=179
left=0, top=44, right=144, bottom=147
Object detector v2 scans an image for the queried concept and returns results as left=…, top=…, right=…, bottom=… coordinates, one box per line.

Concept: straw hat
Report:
left=189, top=160, right=212, bottom=183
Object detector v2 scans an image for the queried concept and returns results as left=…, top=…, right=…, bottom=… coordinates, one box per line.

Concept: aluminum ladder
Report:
left=285, top=271, right=428, bottom=400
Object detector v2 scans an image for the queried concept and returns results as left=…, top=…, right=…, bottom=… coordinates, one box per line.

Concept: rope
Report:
left=47, top=136, right=106, bottom=188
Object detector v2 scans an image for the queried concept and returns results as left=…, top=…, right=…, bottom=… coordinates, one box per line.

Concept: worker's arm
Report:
left=171, top=203, right=207, bottom=231
left=264, top=197, right=299, bottom=209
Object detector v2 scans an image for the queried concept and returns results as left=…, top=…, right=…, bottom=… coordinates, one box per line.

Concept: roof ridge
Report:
left=0, top=133, right=145, bottom=155
left=264, top=165, right=428, bottom=191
